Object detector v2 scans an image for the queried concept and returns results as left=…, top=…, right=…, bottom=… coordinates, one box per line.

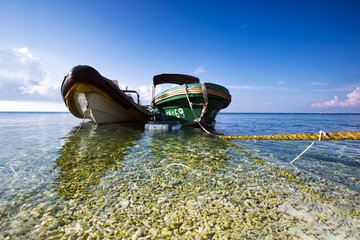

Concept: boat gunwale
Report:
left=65, top=82, right=151, bottom=121
left=154, top=85, right=231, bottom=107
left=61, top=65, right=151, bottom=121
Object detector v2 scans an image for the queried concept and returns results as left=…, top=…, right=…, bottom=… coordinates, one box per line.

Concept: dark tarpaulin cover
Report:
left=153, top=74, right=199, bottom=86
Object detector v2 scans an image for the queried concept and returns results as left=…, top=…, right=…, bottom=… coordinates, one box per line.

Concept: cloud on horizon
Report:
left=0, top=47, right=60, bottom=101
left=227, top=85, right=271, bottom=90
left=194, top=66, right=206, bottom=75
left=312, top=82, right=327, bottom=86
left=227, top=85, right=296, bottom=91
left=0, top=100, right=68, bottom=112
left=312, top=86, right=360, bottom=108
left=137, top=84, right=174, bottom=105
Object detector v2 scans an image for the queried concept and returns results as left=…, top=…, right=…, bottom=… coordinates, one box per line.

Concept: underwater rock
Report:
left=278, top=203, right=317, bottom=223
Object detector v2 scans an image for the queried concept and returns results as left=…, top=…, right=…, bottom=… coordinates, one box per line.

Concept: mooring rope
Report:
left=184, top=84, right=215, bottom=135
left=183, top=83, right=360, bottom=142
left=76, top=104, right=90, bottom=134
left=290, top=130, right=326, bottom=164
left=214, top=129, right=360, bottom=163
left=0, top=149, right=52, bottom=190
left=216, top=130, right=360, bottom=141
left=216, top=130, right=360, bottom=164
left=182, top=83, right=360, bottom=163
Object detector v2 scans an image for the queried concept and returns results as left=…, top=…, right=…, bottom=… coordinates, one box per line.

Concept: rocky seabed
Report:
left=1, top=164, right=359, bottom=240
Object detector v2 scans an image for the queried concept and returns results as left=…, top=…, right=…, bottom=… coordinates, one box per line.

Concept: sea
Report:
left=0, top=112, right=359, bottom=239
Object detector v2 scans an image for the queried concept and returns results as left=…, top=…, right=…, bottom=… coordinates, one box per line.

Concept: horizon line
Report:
left=1, top=111, right=359, bottom=114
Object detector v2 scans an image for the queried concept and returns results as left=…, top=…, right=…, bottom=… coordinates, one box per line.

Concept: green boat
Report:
left=151, top=74, right=231, bottom=127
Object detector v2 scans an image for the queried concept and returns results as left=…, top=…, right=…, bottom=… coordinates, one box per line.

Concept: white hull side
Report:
left=75, top=92, right=135, bottom=124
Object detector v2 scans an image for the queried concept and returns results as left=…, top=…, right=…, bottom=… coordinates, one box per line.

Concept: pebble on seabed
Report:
left=1, top=163, right=359, bottom=239
left=1, top=133, right=360, bottom=239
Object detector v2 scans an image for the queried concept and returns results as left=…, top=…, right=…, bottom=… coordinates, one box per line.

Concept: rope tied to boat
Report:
left=183, top=83, right=211, bottom=130
left=76, top=103, right=90, bottom=134
left=215, top=129, right=360, bottom=163
left=216, top=130, right=360, bottom=141
left=183, top=86, right=360, bottom=163
left=182, top=83, right=359, bottom=141
left=290, top=130, right=326, bottom=164
left=183, top=83, right=216, bottom=136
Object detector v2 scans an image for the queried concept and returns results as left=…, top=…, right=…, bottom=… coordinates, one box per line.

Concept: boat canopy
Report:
left=153, top=74, right=199, bottom=86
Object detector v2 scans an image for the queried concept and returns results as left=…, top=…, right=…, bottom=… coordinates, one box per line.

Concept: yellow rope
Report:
left=217, top=131, right=360, bottom=141
left=182, top=87, right=360, bottom=141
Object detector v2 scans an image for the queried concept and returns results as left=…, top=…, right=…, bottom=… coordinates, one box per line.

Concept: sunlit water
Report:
left=0, top=112, right=359, bottom=239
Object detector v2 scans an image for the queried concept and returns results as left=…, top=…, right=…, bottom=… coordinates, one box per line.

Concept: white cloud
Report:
left=194, top=66, right=206, bottom=74
left=278, top=81, right=285, bottom=85
left=0, top=100, right=68, bottom=112
left=0, top=47, right=60, bottom=101
left=312, top=82, right=327, bottom=86
left=312, top=86, right=356, bottom=92
left=138, top=84, right=153, bottom=104
left=137, top=84, right=173, bottom=105
left=228, top=85, right=297, bottom=92
left=228, top=85, right=270, bottom=90
left=312, top=86, right=360, bottom=108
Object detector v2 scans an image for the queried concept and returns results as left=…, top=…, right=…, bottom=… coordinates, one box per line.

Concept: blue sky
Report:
left=0, top=0, right=359, bottom=112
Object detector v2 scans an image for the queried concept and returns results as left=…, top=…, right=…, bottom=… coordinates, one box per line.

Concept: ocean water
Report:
left=0, top=112, right=359, bottom=239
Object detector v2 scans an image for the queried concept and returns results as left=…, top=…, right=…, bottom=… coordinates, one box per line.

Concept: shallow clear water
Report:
left=0, top=112, right=359, bottom=239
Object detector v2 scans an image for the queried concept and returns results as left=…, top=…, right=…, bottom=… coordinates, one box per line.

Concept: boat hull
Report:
left=153, top=83, right=231, bottom=127
left=61, top=65, right=151, bottom=124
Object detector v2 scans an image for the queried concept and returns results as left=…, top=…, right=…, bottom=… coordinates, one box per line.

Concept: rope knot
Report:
left=318, top=130, right=326, bottom=141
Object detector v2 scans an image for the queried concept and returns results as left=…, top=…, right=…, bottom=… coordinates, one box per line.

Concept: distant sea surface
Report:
left=0, top=112, right=359, bottom=239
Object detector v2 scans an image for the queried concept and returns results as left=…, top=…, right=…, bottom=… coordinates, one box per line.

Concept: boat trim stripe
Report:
left=154, top=87, right=231, bottom=104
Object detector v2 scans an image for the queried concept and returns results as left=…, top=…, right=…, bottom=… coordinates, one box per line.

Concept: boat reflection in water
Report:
left=53, top=122, right=143, bottom=200
left=53, top=123, right=236, bottom=201
left=148, top=127, right=232, bottom=173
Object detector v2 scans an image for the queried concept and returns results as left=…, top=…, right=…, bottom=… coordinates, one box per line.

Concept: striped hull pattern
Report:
left=153, top=83, right=231, bottom=126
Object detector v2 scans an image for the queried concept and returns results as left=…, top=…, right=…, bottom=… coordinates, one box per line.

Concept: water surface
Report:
left=0, top=112, right=359, bottom=239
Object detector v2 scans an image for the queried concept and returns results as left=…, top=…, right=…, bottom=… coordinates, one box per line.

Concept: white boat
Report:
left=61, top=65, right=152, bottom=124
